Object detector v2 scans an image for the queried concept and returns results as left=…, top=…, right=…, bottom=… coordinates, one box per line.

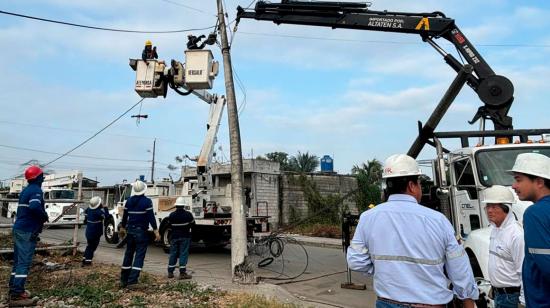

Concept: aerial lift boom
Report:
left=237, top=1, right=515, bottom=133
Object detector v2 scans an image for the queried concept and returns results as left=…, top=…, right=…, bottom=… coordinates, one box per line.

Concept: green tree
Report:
left=265, top=151, right=291, bottom=171
left=288, top=151, right=319, bottom=173
left=352, top=159, right=383, bottom=213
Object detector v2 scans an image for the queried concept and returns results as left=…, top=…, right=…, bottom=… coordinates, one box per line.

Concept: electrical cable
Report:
left=0, top=119, right=201, bottom=148
left=0, top=144, right=149, bottom=163
left=41, top=98, right=145, bottom=168
left=0, top=9, right=215, bottom=34
left=158, top=0, right=216, bottom=16
left=237, top=31, right=550, bottom=48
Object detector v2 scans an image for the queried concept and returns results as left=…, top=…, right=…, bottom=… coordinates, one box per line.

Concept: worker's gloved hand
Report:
left=153, top=230, right=161, bottom=242
left=119, top=227, right=127, bottom=239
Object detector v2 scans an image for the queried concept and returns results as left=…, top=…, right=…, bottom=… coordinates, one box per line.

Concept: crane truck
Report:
left=104, top=44, right=270, bottom=249
left=237, top=1, right=550, bottom=306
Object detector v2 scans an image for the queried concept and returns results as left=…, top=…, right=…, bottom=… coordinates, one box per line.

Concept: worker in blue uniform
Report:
left=347, top=154, right=478, bottom=308
left=82, top=196, right=108, bottom=267
left=9, top=165, right=49, bottom=305
left=167, top=197, right=195, bottom=279
left=118, top=180, right=160, bottom=289
left=509, top=152, right=550, bottom=307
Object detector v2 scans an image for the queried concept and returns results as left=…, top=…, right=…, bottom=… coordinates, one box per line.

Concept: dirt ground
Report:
left=0, top=233, right=300, bottom=307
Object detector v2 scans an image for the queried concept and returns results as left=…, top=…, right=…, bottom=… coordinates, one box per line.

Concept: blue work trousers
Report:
left=167, top=237, right=190, bottom=274
left=83, top=233, right=102, bottom=262
left=120, top=228, right=149, bottom=285
left=9, top=229, right=38, bottom=295
left=494, top=292, right=520, bottom=308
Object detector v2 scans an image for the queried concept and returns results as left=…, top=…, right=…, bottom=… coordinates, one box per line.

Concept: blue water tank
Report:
left=320, top=155, right=334, bottom=172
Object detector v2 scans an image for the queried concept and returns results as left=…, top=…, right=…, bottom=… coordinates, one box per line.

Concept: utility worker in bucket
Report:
left=9, top=166, right=48, bottom=305
left=82, top=196, right=109, bottom=267
left=167, top=197, right=194, bottom=279
left=509, top=152, right=550, bottom=307
left=347, top=154, right=478, bottom=308
left=119, top=180, right=160, bottom=289
left=481, top=185, right=524, bottom=307
left=142, top=40, right=158, bottom=61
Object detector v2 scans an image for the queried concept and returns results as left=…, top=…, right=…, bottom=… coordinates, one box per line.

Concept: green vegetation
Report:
left=258, top=151, right=319, bottom=173
left=352, top=159, right=383, bottom=213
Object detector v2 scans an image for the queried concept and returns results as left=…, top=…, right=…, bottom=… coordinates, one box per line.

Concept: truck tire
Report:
left=160, top=223, right=171, bottom=254
left=104, top=218, right=119, bottom=244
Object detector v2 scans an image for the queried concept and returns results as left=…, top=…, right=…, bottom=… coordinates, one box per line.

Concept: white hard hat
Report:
left=132, top=180, right=147, bottom=196
left=481, top=185, right=515, bottom=205
left=508, top=153, right=550, bottom=180
left=382, top=154, right=423, bottom=179
left=89, top=196, right=102, bottom=209
left=175, top=196, right=187, bottom=207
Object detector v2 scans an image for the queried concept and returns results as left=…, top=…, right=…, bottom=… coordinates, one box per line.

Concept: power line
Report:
left=237, top=31, right=550, bottom=48
left=0, top=9, right=215, bottom=33
left=0, top=144, right=149, bottom=163
left=158, top=0, right=215, bottom=16
left=43, top=98, right=145, bottom=167
left=0, top=119, right=201, bottom=148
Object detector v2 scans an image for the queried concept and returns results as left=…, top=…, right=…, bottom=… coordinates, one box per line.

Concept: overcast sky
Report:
left=1, top=0, right=549, bottom=185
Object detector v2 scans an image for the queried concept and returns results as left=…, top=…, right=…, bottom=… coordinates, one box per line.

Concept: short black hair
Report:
left=385, top=175, right=419, bottom=195
left=524, top=173, right=550, bottom=190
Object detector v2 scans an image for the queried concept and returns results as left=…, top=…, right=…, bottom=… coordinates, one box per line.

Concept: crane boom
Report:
left=237, top=1, right=515, bottom=130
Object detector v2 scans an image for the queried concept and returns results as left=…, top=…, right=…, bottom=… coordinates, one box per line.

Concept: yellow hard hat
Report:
left=145, top=40, right=152, bottom=46
left=368, top=204, right=375, bottom=209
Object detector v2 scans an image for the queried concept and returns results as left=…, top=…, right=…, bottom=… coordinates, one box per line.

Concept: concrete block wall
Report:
left=250, top=173, right=279, bottom=226
left=280, top=173, right=358, bottom=225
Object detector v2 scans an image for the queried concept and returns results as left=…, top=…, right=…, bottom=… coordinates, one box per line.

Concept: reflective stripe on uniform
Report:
left=18, top=204, right=29, bottom=208
left=168, top=264, right=178, bottom=268
left=29, top=199, right=41, bottom=204
left=172, top=222, right=191, bottom=226
left=14, top=274, right=27, bottom=278
left=447, top=248, right=466, bottom=260
left=121, top=266, right=131, bottom=269
left=132, top=267, right=142, bottom=271
left=490, top=250, right=514, bottom=262
left=128, top=211, right=146, bottom=214
left=145, top=207, right=153, bottom=211
left=87, top=220, right=102, bottom=223
left=350, top=243, right=368, bottom=254
left=373, top=254, right=444, bottom=265
left=528, top=248, right=550, bottom=255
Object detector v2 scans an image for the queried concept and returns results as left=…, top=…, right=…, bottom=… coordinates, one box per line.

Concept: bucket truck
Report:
left=105, top=45, right=270, bottom=248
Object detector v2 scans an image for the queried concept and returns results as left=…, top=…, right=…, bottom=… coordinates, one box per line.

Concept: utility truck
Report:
left=237, top=1, right=550, bottom=306
left=107, top=44, right=270, bottom=248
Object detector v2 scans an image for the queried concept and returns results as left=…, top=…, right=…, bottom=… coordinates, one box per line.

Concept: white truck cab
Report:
left=423, top=136, right=550, bottom=307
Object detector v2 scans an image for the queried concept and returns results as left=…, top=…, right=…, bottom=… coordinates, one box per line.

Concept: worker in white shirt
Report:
left=482, top=185, right=524, bottom=308
left=347, top=154, right=478, bottom=308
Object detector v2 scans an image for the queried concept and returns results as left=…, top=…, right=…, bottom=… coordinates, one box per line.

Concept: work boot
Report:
left=81, top=260, right=92, bottom=267
left=167, top=272, right=174, bottom=279
left=9, top=291, right=37, bottom=307
left=179, top=272, right=192, bottom=280
left=126, top=283, right=146, bottom=291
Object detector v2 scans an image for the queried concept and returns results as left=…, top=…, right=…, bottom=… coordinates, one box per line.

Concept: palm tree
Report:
left=352, top=158, right=383, bottom=212
left=352, top=159, right=382, bottom=185
left=289, top=151, right=319, bottom=173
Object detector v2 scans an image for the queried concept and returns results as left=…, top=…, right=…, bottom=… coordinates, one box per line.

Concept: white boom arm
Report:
left=197, top=95, right=226, bottom=189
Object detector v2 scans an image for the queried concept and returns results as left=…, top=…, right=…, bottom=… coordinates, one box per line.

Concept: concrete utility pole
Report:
left=150, top=138, right=156, bottom=183
left=216, top=0, right=252, bottom=283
